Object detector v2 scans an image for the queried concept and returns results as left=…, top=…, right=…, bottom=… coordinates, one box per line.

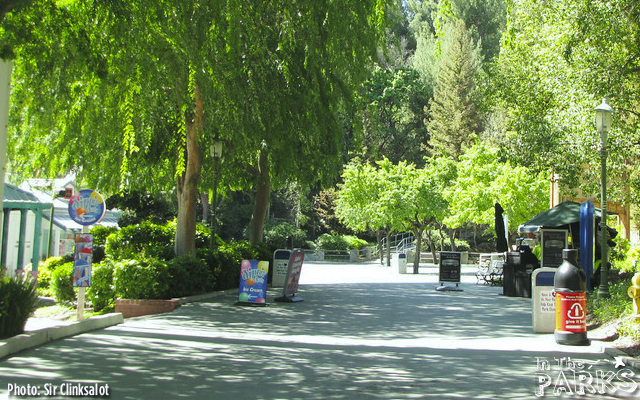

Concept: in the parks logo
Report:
left=534, top=356, right=638, bottom=397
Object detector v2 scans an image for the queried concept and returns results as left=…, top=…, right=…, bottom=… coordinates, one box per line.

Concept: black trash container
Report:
left=504, top=246, right=538, bottom=298
left=503, top=252, right=519, bottom=296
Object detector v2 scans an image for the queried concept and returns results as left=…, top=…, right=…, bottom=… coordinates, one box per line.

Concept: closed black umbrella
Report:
left=495, top=202, right=509, bottom=252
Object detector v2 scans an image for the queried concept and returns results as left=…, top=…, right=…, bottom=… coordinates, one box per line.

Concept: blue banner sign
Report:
left=73, top=234, right=93, bottom=287
left=238, top=260, right=269, bottom=305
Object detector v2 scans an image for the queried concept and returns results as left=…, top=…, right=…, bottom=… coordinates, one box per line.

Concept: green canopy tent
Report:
left=519, top=200, right=612, bottom=234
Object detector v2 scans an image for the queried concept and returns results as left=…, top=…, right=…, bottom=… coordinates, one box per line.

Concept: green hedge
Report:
left=0, top=270, right=39, bottom=339
left=41, top=220, right=275, bottom=307
left=87, top=260, right=116, bottom=312
left=105, top=221, right=174, bottom=261
left=37, top=255, right=73, bottom=297
left=165, top=256, right=213, bottom=298
left=113, top=258, right=171, bottom=300
left=263, top=221, right=307, bottom=249
left=317, top=234, right=370, bottom=250
left=51, top=262, right=75, bottom=303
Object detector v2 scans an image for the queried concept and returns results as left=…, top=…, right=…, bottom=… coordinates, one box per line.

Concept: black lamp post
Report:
left=595, top=98, right=613, bottom=299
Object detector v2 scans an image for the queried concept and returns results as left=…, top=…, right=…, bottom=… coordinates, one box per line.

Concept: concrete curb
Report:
left=0, top=313, right=124, bottom=360
left=603, top=346, right=640, bottom=371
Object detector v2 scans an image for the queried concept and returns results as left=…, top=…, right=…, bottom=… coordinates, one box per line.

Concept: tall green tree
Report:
left=444, top=143, right=548, bottom=238
left=335, top=160, right=390, bottom=263
left=427, top=19, right=485, bottom=159
left=360, top=66, right=430, bottom=166
left=391, top=157, right=456, bottom=273
left=3, top=0, right=393, bottom=255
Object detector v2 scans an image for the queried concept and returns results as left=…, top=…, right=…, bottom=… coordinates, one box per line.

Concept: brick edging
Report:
left=115, top=299, right=181, bottom=318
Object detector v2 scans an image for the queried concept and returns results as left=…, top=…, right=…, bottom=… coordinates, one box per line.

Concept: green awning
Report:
left=519, top=200, right=613, bottom=233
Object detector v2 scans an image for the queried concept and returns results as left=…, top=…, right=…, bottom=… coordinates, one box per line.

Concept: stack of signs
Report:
left=73, top=234, right=93, bottom=287
left=237, top=260, right=269, bottom=306
left=276, top=249, right=304, bottom=302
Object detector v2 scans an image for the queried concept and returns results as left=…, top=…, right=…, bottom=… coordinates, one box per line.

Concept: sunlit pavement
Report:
left=1, top=261, right=639, bottom=399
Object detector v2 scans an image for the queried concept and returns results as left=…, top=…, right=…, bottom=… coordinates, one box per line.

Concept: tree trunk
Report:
left=426, top=230, right=438, bottom=265
left=249, top=146, right=270, bottom=243
left=449, top=228, right=456, bottom=251
left=385, top=230, right=391, bottom=267
left=175, top=86, right=203, bottom=257
left=413, top=227, right=423, bottom=274
left=377, top=230, right=383, bottom=265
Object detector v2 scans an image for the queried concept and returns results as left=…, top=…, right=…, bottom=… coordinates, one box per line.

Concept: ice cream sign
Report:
left=237, top=260, right=269, bottom=305
left=68, top=189, right=106, bottom=226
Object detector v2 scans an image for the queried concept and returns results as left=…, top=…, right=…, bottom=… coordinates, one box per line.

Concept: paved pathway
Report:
left=1, top=261, right=639, bottom=399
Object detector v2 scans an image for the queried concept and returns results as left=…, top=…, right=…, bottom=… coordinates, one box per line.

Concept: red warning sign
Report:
left=555, top=292, right=587, bottom=333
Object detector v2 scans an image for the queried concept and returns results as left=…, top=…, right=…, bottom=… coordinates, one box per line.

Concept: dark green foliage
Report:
left=113, top=259, right=170, bottom=300
left=50, top=262, right=75, bottom=303
left=106, top=190, right=176, bottom=227
left=428, top=19, right=485, bottom=160
left=89, top=226, right=117, bottom=264
left=216, top=192, right=254, bottom=241
left=263, top=221, right=307, bottom=249
left=105, top=221, right=174, bottom=261
left=87, top=260, right=115, bottom=312
left=0, top=270, right=39, bottom=339
left=198, top=241, right=272, bottom=291
left=165, top=256, right=213, bottom=298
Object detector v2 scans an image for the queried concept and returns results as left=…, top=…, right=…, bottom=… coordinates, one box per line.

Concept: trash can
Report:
left=503, top=252, right=519, bottom=297
left=397, top=253, right=407, bottom=274
left=504, top=246, right=538, bottom=298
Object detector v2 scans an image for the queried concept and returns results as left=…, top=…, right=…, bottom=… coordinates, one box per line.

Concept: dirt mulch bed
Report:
left=588, top=319, right=640, bottom=358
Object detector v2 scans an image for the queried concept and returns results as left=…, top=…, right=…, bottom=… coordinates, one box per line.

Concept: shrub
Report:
left=87, top=260, right=116, bottom=312
left=198, top=240, right=272, bottom=291
left=0, top=270, right=39, bottom=339
left=318, top=234, right=370, bottom=250
left=343, top=235, right=370, bottom=250
left=263, top=221, right=307, bottom=249
left=454, top=239, right=471, bottom=252
left=618, top=246, right=640, bottom=273
left=37, top=255, right=73, bottom=297
left=113, top=258, right=170, bottom=300
left=317, top=233, right=349, bottom=251
left=165, top=256, right=213, bottom=298
left=90, top=226, right=118, bottom=264
left=588, top=281, right=632, bottom=324
left=51, top=262, right=75, bottom=303
left=105, top=221, right=174, bottom=261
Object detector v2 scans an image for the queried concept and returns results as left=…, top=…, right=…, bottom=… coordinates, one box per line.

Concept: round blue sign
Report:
left=68, top=189, right=106, bottom=226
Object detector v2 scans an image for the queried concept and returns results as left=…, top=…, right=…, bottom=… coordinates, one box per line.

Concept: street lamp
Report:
left=210, top=139, right=223, bottom=249
left=595, top=98, right=613, bottom=299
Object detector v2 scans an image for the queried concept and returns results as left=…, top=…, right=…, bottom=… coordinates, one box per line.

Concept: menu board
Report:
left=439, top=251, right=461, bottom=283
left=540, top=229, right=568, bottom=268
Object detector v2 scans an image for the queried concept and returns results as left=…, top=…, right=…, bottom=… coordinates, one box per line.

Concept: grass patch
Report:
left=588, top=277, right=640, bottom=342
left=32, top=305, right=96, bottom=321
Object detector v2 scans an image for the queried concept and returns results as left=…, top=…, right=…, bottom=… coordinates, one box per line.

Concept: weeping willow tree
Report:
left=2, top=0, right=394, bottom=255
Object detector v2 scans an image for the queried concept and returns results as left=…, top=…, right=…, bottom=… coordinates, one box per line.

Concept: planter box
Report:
left=115, top=299, right=181, bottom=318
